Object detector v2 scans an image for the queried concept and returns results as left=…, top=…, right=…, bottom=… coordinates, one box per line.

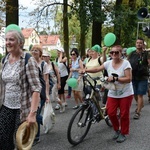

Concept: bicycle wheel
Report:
left=67, top=104, right=92, bottom=145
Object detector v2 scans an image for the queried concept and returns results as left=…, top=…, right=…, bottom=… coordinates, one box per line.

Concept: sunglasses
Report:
left=31, top=49, right=39, bottom=53
left=71, top=53, right=76, bottom=56
left=110, top=51, right=120, bottom=55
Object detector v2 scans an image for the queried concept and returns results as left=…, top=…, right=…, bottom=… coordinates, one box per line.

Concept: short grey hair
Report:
left=6, top=30, right=25, bottom=49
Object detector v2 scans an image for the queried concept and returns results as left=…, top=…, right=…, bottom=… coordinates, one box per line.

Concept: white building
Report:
left=0, top=27, right=62, bottom=55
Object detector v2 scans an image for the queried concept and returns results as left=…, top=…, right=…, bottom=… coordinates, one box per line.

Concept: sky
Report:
left=19, top=0, right=36, bottom=28
left=19, top=0, right=60, bottom=30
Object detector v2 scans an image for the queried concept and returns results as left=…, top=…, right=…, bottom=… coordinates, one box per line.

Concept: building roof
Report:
left=21, top=28, right=60, bottom=46
left=22, top=28, right=35, bottom=38
left=40, top=35, right=60, bottom=46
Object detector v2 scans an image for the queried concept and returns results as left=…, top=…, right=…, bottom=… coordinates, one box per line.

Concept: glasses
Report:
left=31, top=49, right=39, bottom=53
left=110, top=51, right=120, bottom=55
left=71, top=53, right=76, bottom=56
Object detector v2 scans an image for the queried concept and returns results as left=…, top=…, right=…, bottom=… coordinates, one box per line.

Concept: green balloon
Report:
left=126, top=47, right=136, bottom=55
left=67, top=78, right=77, bottom=88
left=5, top=24, right=21, bottom=34
left=104, top=33, right=116, bottom=47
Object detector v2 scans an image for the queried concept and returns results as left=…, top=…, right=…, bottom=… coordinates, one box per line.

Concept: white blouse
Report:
left=2, top=60, right=21, bottom=109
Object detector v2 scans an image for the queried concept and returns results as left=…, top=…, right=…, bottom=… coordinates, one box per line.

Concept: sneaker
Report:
left=55, top=104, right=60, bottom=110
left=32, top=138, right=40, bottom=146
left=66, top=95, right=71, bottom=99
left=60, top=103, right=65, bottom=113
left=116, top=134, right=126, bottom=143
left=64, top=102, right=68, bottom=107
left=113, top=130, right=120, bottom=140
left=133, top=112, right=140, bottom=119
left=72, top=105, right=79, bottom=109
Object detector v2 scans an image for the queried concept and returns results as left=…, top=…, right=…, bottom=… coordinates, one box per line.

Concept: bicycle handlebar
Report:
left=82, top=73, right=105, bottom=90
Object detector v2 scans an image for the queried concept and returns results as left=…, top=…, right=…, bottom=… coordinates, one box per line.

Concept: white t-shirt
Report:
left=38, top=61, right=49, bottom=75
left=57, top=60, right=68, bottom=77
left=48, top=62, right=57, bottom=84
left=104, top=59, right=134, bottom=98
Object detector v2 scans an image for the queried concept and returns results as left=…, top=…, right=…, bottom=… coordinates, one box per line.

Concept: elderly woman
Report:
left=0, top=26, right=41, bottom=149
left=84, top=45, right=133, bottom=143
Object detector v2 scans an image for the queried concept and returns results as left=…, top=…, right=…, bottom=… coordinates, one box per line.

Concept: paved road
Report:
left=32, top=94, right=150, bottom=150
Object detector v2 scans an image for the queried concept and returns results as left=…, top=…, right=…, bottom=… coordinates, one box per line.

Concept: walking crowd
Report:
left=0, top=24, right=150, bottom=150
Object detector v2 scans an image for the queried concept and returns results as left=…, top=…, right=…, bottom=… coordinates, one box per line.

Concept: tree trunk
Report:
left=63, top=0, right=69, bottom=65
left=91, top=0, right=102, bottom=47
left=5, top=0, right=18, bottom=54
left=80, top=30, right=86, bottom=57
left=92, top=21, right=102, bottom=46
left=6, top=0, right=19, bottom=26
left=114, top=0, right=122, bottom=44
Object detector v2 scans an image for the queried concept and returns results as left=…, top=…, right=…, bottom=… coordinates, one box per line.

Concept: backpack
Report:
left=2, top=52, right=31, bottom=66
left=39, top=61, right=46, bottom=101
left=56, top=57, right=70, bottom=74
left=128, top=51, right=149, bottom=78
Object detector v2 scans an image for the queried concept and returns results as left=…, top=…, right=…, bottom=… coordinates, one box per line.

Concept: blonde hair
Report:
left=31, top=45, right=43, bottom=57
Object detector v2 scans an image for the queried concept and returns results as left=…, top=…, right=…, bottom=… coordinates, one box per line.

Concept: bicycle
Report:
left=67, top=73, right=112, bottom=145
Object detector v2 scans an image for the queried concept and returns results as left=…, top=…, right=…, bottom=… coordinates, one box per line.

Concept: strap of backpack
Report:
left=2, top=56, right=6, bottom=64
left=98, top=57, right=101, bottom=65
left=41, top=61, right=45, bottom=73
left=88, top=57, right=101, bottom=65
left=25, top=53, right=31, bottom=65
left=88, top=57, right=91, bottom=62
left=51, top=62, right=57, bottom=76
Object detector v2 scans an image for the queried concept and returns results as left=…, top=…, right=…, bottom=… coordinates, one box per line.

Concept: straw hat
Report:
left=16, top=121, right=38, bottom=150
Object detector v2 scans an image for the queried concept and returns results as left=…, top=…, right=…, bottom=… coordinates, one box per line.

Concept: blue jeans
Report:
left=132, top=79, right=148, bottom=95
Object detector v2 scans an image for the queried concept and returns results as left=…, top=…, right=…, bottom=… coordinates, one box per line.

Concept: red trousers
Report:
left=106, top=95, right=133, bottom=135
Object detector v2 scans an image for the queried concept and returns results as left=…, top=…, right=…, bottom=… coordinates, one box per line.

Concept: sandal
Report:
left=133, top=112, right=140, bottom=119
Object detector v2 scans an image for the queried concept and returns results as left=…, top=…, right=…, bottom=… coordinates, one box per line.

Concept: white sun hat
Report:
left=57, top=47, right=64, bottom=52
left=42, top=52, right=51, bottom=57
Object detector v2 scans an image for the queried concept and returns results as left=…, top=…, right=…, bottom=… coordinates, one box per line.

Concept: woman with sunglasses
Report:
left=68, top=48, right=84, bottom=109
left=83, top=45, right=133, bottom=143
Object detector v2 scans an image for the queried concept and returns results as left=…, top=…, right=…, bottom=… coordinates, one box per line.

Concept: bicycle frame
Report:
left=82, top=73, right=105, bottom=120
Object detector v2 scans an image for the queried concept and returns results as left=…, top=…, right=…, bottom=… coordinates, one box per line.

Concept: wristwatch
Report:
left=30, top=110, right=37, bottom=114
